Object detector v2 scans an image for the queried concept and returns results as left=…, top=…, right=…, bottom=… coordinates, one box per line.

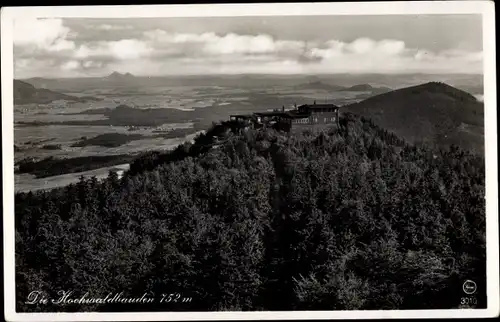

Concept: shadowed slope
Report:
left=14, top=80, right=100, bottom=105
left=345, top=82, right=484, bottom=153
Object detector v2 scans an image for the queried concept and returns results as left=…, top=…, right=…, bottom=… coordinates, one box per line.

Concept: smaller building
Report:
left=229, top=114, right=254, bottom=122
left=254, top=111, right=290, bottom=124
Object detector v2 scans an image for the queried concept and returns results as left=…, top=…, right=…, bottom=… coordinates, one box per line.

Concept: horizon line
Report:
left=16, top=72, right=484, bottom=80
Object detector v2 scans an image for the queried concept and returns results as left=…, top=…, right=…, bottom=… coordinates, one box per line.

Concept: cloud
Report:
left=346, top=38, right=375, bottom=54
left=307, top=38, right=407, bottom=60
left=12, top=21, right=483, bottom=78
left=109, top=39, right=152, bottom=60
left=87, top=24, right=134, bottom=31
left=143, top=30, right=304, bottom=57
left=75, top=39, right=153, bottom=60
left=376, top=40, right=406, bottom=55
left=61, top=60, right=80, bottom=71
left=82, top=60, right=104, bottom=69
left=14, top=18, right=76, bottom=52
left=203, top=33, right=276, bottom=55
left=139, top=30, right=480, bottom=75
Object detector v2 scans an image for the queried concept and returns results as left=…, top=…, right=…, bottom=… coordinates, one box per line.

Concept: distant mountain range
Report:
left=21, top=72, right=137, bottom=90
left=19, top=73, right=482, bottom=96
left=103, top=71, right=136, bottom=81
left=341, top=83, right=393, bottom=93
left=295, top=80, right=392, bottom=94
left=345, top=82, right=484, bottom=153
left=13, top=80, right=101, bottom=105
left=295, top=81, right=346, bottom=91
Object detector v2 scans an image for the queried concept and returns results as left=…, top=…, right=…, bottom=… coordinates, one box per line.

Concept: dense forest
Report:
left=15, top=113, right=486, bottom=312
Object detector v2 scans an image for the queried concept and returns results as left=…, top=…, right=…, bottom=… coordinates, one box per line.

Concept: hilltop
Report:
left=344, top=83, right=374, bottom=91
left=104, top=71, right=136, bottom=81
left=342, top=83, right=392, bottom=93
left=13, top=80, right=100, bottom=105
left=295, top=80, right=345, bottom=91
left=295, top=81, right=392, bottom=96
left=345, top=82, right=484, bottom=153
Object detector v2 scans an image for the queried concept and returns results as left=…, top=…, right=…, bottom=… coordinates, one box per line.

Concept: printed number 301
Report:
left=461, top=297, right=478, bottom=305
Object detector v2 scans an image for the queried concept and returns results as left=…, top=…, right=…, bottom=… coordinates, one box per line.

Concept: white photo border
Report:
left=2, top=1, right=498, bottom=320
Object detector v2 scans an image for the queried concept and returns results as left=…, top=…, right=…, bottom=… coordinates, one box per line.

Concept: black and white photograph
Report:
left=2, top=2, right=498, bottom=320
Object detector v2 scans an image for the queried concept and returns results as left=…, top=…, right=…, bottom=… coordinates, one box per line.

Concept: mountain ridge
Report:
left=341, top=83, right=392, bottom=93
left=345, top=81, right=484, bottom=153
left=295, top=80, right=346, bottom=91
left=295, top=81, right=393, bottom=94
left=13, top=79, right=100, bottom=105
left=104, top=71, right=136, bottom=81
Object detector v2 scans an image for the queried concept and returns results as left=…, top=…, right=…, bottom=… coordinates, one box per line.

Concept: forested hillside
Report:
left=15, top=114, right=485, bottom=312
left=346, top=82, right=484, bottom=153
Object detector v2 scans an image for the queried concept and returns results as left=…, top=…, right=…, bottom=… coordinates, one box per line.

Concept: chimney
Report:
left=282, top=105, right=285, bottom=112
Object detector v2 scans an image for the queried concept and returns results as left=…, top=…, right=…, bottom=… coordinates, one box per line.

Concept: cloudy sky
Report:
left=13, top=15, right=483, bottom=78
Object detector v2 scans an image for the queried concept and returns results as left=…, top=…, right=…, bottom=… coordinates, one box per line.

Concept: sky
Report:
left=13, top=15, right=483, bottom=78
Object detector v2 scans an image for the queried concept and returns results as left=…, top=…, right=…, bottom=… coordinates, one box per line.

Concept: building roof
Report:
left=299, top=103, right=339, bottom=110
left=230, top=114, right=254, bottom=119
left=254, top=111, right=290, bottom=117
left=253, top=111, right=312, bottom=119
left=285, top=110, right=311, bottom=118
